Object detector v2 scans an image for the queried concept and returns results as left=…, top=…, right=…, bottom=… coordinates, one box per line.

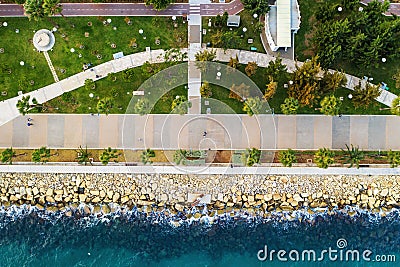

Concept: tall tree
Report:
left=171, top=95, right=191, bottom=115
left=393, top=69, right=400, bottom=90
left=242, top=0, right=270, bottom=15
left=245, top=61, right=258, bottom=77
left=97, top=97, right=114, bottom=115
left=200, top=81, right=212, bottom=98
left=319, top=71, right=347, bottom=95
left=391, top=97, right=400, bottom=116
left=320, top=95, right=341, bottom=116
left=227, top=55, right=239, bottom=69
left=32, top=146, right=51, bottom=164
left=195, top=50, right=216, bottom=72
left=16, top=95, right=41, bottom=115
left=43, top=0, right=62, bottom=17
left=23, top=0, right=45, bottom=21
left=145, top=0, right=173, bottom=11
left=229, top=83, right=250, bottom=101
left=243, top=97, right=263, bottom=116
left=288, top=56, right=321, bottom=107
left=352, top=81, right=380, bottom=109
left=265, top=56, right=287, bottom=81
left=264, top=79, right=278, bottom=100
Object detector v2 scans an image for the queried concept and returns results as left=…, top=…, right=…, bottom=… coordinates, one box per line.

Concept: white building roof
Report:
left=276, top=0, right=292, bottom=48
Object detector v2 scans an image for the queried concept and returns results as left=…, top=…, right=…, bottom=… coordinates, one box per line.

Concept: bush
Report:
left=278, top=149, right=297, bottom=167
left=388, top=150, right=400, bottom=168
left=314, top=148, right=335, bottom=169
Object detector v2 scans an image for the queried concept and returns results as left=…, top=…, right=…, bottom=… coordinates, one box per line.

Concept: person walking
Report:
left=27, top=122, right=33, bottom=126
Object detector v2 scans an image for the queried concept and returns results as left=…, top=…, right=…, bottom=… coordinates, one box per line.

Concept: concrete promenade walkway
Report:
left=0, top=165, right=399, bottom=175
left=0, top=49, right=397, bottom=127
left=0, top=114, right=399, bottom=150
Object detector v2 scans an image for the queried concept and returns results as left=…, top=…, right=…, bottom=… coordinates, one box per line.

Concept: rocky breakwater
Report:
left=0, top=173, right=400, bottom=217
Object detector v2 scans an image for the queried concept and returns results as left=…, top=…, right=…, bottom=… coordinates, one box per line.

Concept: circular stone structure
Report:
left=33, top=29, right=55, bottom=52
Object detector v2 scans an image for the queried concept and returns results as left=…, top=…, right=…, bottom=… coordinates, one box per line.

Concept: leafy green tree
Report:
left=171, top=95, right=191, bottom=115
left=243, top=97, right=263, bottom=116
left=314, top=148, right=335, bottom=169
left=264, top=79, right=277, bottom=100
left=391, top=97, right=400, bottom=116
left=388, top=150, right=400, bottom=168
left=145, top=0, right=173, bottom=11
left=320, top=95, right=341, bottom=116
left=229, top=83, right=250, bottom=101
left=280, top=97, right=299, bottom=115
left=288, top=56, right=321, bottom=107
left=393, top=69, right=400, bottom=89
left=23, top=0, right=45, bottom=21
left=123, top=68, right=136, bottom=81
left=134, top=98, right=151, bottom=115
left=84, top=79, right=95, bottom=90
left=32, top=146, right=51, bottom=163
left=43, top=0, right=62, bottom=17
left=242, top=0, right=270, bottom=15
left=245, top=61, right=258, bottom=77
left=16, top=95, right=41, bottom=115
left=97, top=97, right=114, bottom=115
left=352, top=81, right=380, bottom=109
left=200, top=81, right=212, bottom=98
left=14, top=0, right=26, bottom=4
left=342, top=144, right=364, bottom=168
left=100, top=147, right=120, bottom=165
left=76, top=146, right=92, bottom=165
left=265, top=56, right=287, bottom=81
left=1, top=148, right=16, bottom=165
left=319, top=71, right=347, bottom=95
left=222, top=11, right=229, bottom=26
left=141, top=149, right=156, bottom=164
left=241, top=148, right=261, bottom=167
left=195, top=50, right=216, bottom=72
left=278, top=149, right=297, bottom=167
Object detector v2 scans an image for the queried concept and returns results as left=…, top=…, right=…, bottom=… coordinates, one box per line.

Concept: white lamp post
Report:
left=253, top=14, right=258, bottom=19
left=172, top=16, right=176, bottom=21
left=139, top=29, right=144, bottom=34
left=338, top=6, right=343, bottom=12
left=20, top=61, right=25, bottom=66
left=382, top=57, right=386, bottom=63
left=348, top=94, right=353, bottom=99
left=242, top=27, right=247, bottom=33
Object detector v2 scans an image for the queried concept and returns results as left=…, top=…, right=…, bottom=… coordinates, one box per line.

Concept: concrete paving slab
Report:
left=142, top=115, right=154, bottom=149
left=296, top=116, right=314, bottom=149
left=47, top=115, right=64, bottom=148
left=368, top=116, right=386, bottom=150
left=332, top=116, right=350, bottom=149
left=276, top=115, right=296, bottom=149
left=0, top=121, right=13, bottom=148
left=42, top=84, right=64, bottom=101
left=28, top=115, right=48, bottom=148
left=121, top=115, right=135, bottom=149
left=242, top=115, right=261, bottom=148
left=12, top=116, right=29, bottom=147
left=313, top=116, right=332, bottom=149
left=349, top=116, right=369, bottom=149
left=386, top=116, right=400, bottom=150
left=64, top=115, right=82, bottom=148
left=258, top=115, right=276, bottom=149
left=82, top=115, right=100, bottom=148
left=99, top=115, right=119, bottom=148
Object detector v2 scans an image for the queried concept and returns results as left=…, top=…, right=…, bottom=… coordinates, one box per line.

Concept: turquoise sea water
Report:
left=0, top=205, right=399, bottom=267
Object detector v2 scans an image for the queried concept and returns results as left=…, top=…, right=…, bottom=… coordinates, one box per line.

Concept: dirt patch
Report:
left=213, top=150, right=233, bottom=163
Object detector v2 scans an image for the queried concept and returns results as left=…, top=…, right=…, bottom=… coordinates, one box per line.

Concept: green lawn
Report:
left=202, top=10, right=265, bottom=52
left=0, top=16, right=187, bottom=101
left=294, top=0, right=399, bottom=96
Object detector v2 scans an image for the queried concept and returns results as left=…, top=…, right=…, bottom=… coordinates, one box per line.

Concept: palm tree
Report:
left=16, top=95, right=41, bottom=116
left=245, top=61, right=258, bottom=77
left=76, top=146, right=92, bottom=165
left=227, top=55, right=239, bottom=69
left=200, top=81, right=212, bottom=98
left=43, top=0, right=62, bottom=17
left=23, top=0, right=45, bottom=21
left=278, top=149, right=297, bottom=167
left=195, top=50, right=216, bottom=72
left=32, top=146, right=51, bottom=163
left=314, top=148, right=335, bottom=169
left=342, top=144, right=364, bottom=168
left=140, top=149, right=156, bottom=164
left=99, top=147, right=120, bottom=165
left=1, top=148, right=16, bottom=165
left=97, top=97, right=114, bottom=115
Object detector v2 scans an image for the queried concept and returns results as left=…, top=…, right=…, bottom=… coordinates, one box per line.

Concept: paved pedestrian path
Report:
left=0, top=49, right=397, bottom=127
left=43, top=51, right=59, bottom=82
left=0, top=114, right=399, bottom=150
left=0, top=164, right=399, bottom=176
